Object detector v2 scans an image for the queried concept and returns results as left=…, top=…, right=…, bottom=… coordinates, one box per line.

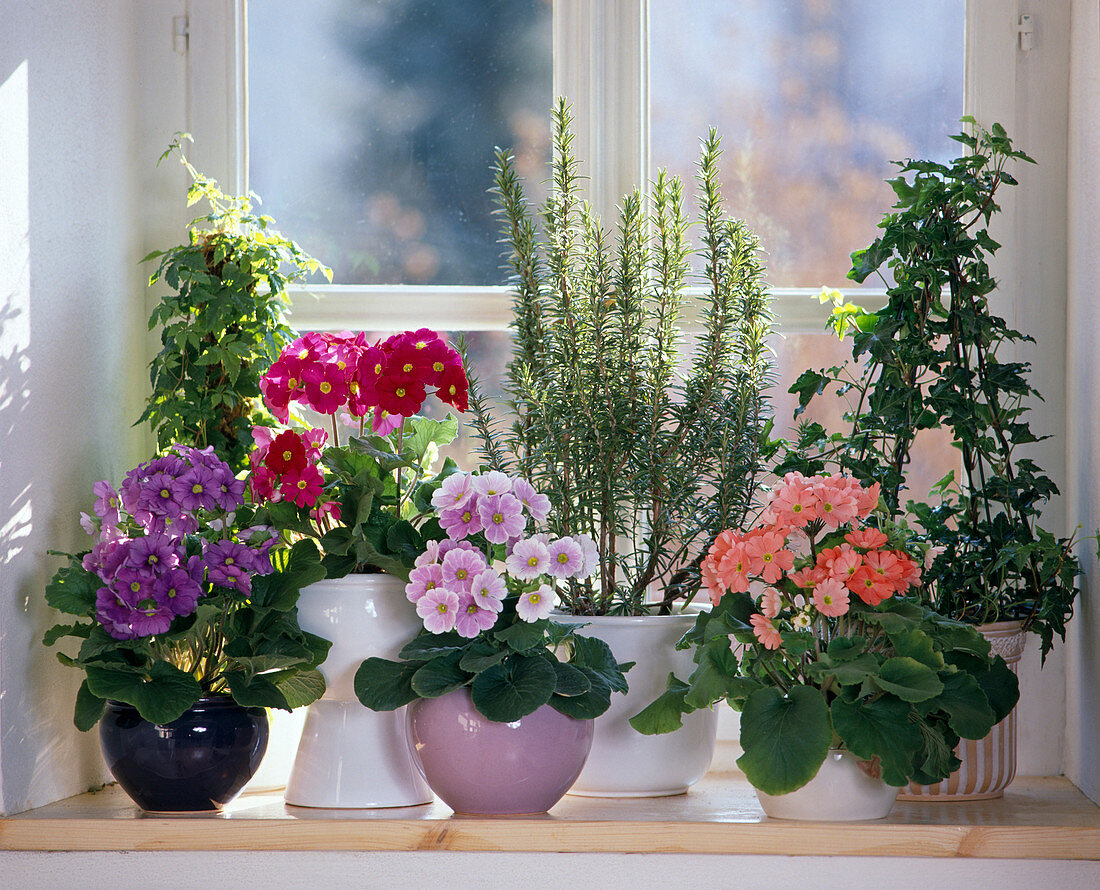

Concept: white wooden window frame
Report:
left=188, top=0, right=1018, bottom=336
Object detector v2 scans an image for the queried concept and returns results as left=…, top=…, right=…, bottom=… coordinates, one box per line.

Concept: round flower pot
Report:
left=554, top=612, right=719, bottom=797
left=99, top=695, right=268, bottom=813
left=285, top=574, right=432, bottom=808
left=407, top=688, right=593, bottom=815
left=898, top=620, right=1026, bottom=802
left=755, top=749, right=899, bottom=821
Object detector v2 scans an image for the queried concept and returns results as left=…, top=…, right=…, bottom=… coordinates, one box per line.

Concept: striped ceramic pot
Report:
left=897, top=620, right=1026, bottom=802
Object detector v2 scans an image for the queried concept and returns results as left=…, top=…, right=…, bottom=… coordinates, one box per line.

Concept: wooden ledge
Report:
left=3, top=760, right=1099, bottom=859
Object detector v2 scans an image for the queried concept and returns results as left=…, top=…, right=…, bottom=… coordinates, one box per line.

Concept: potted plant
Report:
left=782, top=120, right=1081, bottom=798
left=464, top=99, right=773, bottom=796
left=354, top=468, right=631, bottom=814
left=631, top=472, right=1019, bottom=820
left=138, top=134, right=331, bottom=472
left=250, top=327, right=470, bottom=807
left=42, top=445, right=329, bottom=812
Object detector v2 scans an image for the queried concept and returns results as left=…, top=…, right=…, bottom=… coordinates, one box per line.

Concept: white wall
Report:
left=0, top=0, right=188, bottom=815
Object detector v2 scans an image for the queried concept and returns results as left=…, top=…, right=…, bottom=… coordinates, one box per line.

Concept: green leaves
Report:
left=471, top=655, right=557, bottom=722
left=84, top=661, right=202, bottom=726
left=45, top=561, right=100, bottom=617
left=736, top=686, right=832, bottom=796
left=354, top=657, right=421, bottom=711
left=830, top=695, right=921, bottom=787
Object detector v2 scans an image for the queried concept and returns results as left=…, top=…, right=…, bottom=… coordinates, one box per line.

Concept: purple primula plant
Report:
left=355, top=471, right=631, bottom=725
left=44, top=445, right=331, bottom=729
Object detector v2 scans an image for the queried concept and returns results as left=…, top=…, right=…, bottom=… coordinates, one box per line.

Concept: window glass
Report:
left=650, top=0, right=965, bottom=288
left=248, top=0, right=552, bottom=285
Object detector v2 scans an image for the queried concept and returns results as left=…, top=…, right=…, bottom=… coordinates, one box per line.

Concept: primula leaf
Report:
left=252, top=539, right=325, bottom=612
left=888, top=629, right=945, bottom=671
left=84, top=661, right=202, bottom=726
left=42, top=622, right=92, bottom=647
left=494, top=619, right=547, bottom=652
left=400, top=630, right=466, bottom=660
left=683, top=638, right=758, bottom=709
left=224, top=671, right=290, bottom=710
left=404, top=416, right=459, bottom=462
left=470, top=654, right=556, bottom=722
left=628, top=673, right=693, bottom=735
left=807, top=652, right=880, bottom=687
left=354, top=657, right=420, bottom=711
left=411, top=651, right=469, bottom=698
left=551, top=659, right=591, bottom=696
left=273, top=668, right=327, bottom=709
left=873, top=656, right=944, bottom=703
left=566, top=633, right=631, bottom=693
left=549, top=672, right=613, bottom=720
left=73, top=679, right=106, bottom=731
left=830, top=695, right=922, bottom=787
left=458, top=640, right=509, bottom=674
left=736, top=685, right=831, bottom=796
left=826, top=635, right=869, bottom=663
left=926, top=670, right=996, bottom=740
left=45, top=563, right=100, bottom=617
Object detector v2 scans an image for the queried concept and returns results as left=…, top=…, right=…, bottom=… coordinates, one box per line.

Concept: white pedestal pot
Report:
left=554, top=613, right=719, bottom=797
left=285, top=574, right=432, bottom=808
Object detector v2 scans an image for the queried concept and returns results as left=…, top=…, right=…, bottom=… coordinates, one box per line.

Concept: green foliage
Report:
left=778, top=121, right=1080, bottom=659
left=138, top=134, right=331, bottom=471
left=42, top=542, right=331, bottom=729
left=253, top=416, right=457, bottom=579
left=354, top=611, right=631, bottom=724
left=630, top=594, right=1017, bottom=793
left=467, top=99, right=774, bottom=615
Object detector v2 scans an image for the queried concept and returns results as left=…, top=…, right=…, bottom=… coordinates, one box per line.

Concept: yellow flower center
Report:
left=337, top=360, right=346, bottom=371
left=320, top=381, right=332, bottom=394
left=191, top=483, right=203, bottom=494
left=556, top=553, right=569, bottom=564
left=456, top=568, right=468, bottom=580
left=436, top=603, right=449, bottom=614
left=374, top=363, right=383, bottom=375
left=403, top=363, right=414, bottom=374
left=492, top=512, right=504, bottom=525
left=160, top=488, right=170, bottom=499
left=289, top=376, right=299, bottom=389
left=415, top=341, right=427, bottom=349
left=282, top=450, right=293, bottom=462
left=167, top=587, right=176, bottom=598
left=225, top=557, right=235, bottom=565
left=130, top=581, right=141, bottom=593
left=298, top=479, right=308, bottom=490
left=527, top=556, right=539, bottom=567
left=433, top=361, right=444, bottom=373
left=396, top=387, right=406, bottom=398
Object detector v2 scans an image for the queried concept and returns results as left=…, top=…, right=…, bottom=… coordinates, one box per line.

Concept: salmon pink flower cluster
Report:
left=79, top=447, right=275, bottom=640
left=406, top=471, right=596, bottom=637
left=259, top=328, right=468, bottom=432
left=702, top=472, right=921, bottom=651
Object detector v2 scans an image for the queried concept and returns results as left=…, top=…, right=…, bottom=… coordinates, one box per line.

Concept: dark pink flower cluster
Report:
left=259, top=328, right=468, bottom=431
left=249, top=426, right=334, bottom=516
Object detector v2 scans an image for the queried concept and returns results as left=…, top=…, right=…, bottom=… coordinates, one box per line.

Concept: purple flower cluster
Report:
left=80, top=447, right=272, bottom=641
left=409, top=471, right=596, bottom=637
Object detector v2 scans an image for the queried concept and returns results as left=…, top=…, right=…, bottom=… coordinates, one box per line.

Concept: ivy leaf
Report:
left=470, top=654, right=556, bottom=722
left=736, top=685, right=831, bottom=796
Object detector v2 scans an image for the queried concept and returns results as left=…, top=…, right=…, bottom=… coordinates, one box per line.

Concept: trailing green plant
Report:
left=138, top=134, right=331, bottom=472
left=779, top=119, right=1080, bottom=659
left=468, top=99, right=774, bottom=615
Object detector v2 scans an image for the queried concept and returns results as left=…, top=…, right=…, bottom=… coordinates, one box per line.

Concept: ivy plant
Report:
left=138, top=134, right=331, bottom=471
left=779, top=120, right=1081, bottom=659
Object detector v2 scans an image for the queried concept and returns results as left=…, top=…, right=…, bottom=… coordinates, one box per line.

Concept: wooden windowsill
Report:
left=3, top=748, right=1099, bottom=859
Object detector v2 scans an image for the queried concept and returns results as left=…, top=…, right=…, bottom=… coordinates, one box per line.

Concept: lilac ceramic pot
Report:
left=407, top=689, right=593, bottom=815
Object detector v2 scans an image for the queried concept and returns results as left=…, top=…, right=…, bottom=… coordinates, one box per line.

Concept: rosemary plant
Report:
left=781, top=120, right=1080, bottom=659
left=468, top=100, right=774, bottom=615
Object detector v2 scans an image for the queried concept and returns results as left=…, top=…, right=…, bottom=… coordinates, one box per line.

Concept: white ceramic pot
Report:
left=755, top=749, right=899, bottom=821
left=554, top=612, right=718, bottom=797
left=284, top=574, right=432, bottom=808
left=898, top=620, right=1026, bottom=802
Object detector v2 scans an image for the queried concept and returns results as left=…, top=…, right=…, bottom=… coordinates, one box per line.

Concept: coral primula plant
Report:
left=252, top=328, right=469, bottom=578
left=631, top=473, right=1018, bottom=796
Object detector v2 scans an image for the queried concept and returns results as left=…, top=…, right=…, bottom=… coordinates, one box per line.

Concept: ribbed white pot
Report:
left=554, top=613, right=718, bottom=797
left=756, top=749, right=899, bottom=821
left=898, top=620, right=1027, bottom=802
left=284, top=575, right=432, bottom=808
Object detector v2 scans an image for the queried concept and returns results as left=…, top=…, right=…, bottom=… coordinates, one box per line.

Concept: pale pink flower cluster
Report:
left=702, top=473, right=923, bottom=652
left=407, top=471, right=596, bottom=636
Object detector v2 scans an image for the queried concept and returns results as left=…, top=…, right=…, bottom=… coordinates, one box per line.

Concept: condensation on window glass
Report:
left=248, top=0, right=552, bottom=286
left=650, top=0, right=965, bottom=289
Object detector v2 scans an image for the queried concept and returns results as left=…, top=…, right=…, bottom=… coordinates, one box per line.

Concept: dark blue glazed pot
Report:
left=99, top=695, right=269, bottom=812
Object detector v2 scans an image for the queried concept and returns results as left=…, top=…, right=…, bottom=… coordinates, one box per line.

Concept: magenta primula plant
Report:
left=44, top=446, right=330, bottom=729
left=250, top=328, right=470, bottom=579
left=355, top=470, right=631, bottom=724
